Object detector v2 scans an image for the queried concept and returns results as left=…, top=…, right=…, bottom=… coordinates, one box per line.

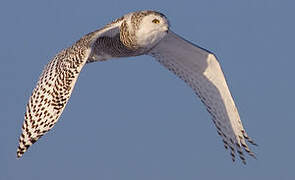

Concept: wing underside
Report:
left=149, top=31, right=256, bottom=163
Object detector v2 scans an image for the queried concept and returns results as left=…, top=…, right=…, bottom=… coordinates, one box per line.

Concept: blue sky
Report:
left=1, top=0, right=294, bottom=179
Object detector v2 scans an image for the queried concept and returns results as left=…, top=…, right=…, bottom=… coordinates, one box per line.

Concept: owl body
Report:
left=17, top=10, right=256, bottom=164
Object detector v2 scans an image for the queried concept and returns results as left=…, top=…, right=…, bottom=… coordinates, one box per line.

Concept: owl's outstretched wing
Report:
left=17, top=21, right=122, bottom=158
left=148, top=31, right=257, bottom=163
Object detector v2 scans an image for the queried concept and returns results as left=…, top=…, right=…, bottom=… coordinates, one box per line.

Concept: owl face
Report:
left=134, top=12, right=169, bottom=49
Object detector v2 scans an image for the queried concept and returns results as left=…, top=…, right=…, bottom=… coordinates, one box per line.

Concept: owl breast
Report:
left=87, top=34, right=146, bottom=63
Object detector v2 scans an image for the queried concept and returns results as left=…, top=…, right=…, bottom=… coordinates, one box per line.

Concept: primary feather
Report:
left=17, top=10, right=256, bottom=163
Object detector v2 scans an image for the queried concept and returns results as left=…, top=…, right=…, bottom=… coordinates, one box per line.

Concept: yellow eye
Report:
left=152, top=19, right=160, bottom=24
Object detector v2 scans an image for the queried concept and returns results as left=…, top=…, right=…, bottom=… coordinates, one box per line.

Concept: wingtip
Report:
left=251, top=141, right=258, bottom=147
left=16, top=142, right=30, bottom=159
left=249, top=152, right=257, bottom=160
left=241, top=130, right=258, bottom=146
left=16, top=150, right=23, bottom=159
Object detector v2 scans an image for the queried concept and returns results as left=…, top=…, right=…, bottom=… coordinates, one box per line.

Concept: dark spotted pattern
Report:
left=17, top=36, right=92, bottom=158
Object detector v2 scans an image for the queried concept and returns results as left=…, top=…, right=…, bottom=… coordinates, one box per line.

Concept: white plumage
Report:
left=17, top=10, right=256, bottom=164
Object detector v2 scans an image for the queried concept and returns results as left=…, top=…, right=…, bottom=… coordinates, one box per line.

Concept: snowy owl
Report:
left=17, top=10, right=257, bottom=164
